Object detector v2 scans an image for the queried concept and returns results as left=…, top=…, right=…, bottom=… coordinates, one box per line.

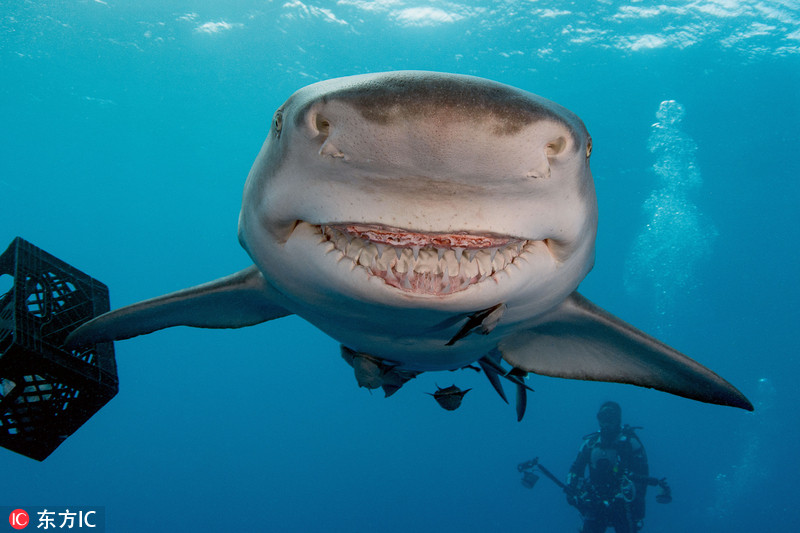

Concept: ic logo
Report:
left=9, top=509, right=29, bottom=530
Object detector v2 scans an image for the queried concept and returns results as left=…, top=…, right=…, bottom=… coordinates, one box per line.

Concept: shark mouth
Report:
left=317, top=223, right=543, bottom=295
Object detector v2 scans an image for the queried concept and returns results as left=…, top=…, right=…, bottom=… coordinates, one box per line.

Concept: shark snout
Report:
left=298, top=100, right=557, bottom=182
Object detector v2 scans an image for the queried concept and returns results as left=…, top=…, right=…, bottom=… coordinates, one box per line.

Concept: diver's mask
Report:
left=597, top=402, right=622, bottom=442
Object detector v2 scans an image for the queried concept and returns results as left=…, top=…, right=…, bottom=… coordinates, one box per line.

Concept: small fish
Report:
left=427, top=385, right=471, bottom=411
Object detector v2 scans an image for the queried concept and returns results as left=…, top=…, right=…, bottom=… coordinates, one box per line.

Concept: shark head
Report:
left=238, top=71, right=596, bottom=345
left=239, top=72, right=596, bottom=312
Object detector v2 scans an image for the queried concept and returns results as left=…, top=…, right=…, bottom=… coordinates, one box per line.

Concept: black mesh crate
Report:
left=0, top=237, right=118, bottom=461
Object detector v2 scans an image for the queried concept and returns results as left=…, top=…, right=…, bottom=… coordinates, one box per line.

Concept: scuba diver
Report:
left=517, top=402, right=671, bottom=531
left=566, top=401, right=663, bottom=532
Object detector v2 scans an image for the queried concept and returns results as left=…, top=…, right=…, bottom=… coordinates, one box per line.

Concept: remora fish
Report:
left=428, top=385, right=471, bottom=411
left=67, top=71, right=752, bottom=416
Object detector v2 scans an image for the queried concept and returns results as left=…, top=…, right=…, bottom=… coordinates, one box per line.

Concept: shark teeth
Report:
left=319, top=224, right=533, bottom=295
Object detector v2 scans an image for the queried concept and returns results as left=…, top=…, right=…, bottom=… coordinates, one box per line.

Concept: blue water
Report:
left=2, top=1, right=799, bottom=531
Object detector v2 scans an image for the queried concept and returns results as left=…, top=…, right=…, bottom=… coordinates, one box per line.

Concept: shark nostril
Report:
left=545, top=136, right=567, bottom=157
left=306, top=109, right=333, bottom=139
left=310, top=113, right=345, bottom=158
left=315, top=115, right=331, bottom=137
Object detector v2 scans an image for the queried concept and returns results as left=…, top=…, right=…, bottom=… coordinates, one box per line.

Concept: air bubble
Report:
left=625, top=100, right=717, bottom=330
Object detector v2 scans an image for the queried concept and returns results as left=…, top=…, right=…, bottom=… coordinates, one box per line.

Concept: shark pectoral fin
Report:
left=66, top=265, right=292, bottom=346
left=499, top=292, right=753, bottom=411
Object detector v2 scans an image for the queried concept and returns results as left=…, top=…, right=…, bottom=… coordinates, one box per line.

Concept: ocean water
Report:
left=1, top=1, right=799, bottom=531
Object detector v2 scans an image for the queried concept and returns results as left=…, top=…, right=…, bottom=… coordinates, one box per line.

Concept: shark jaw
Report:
left=314, top=222, right=553, bottom=296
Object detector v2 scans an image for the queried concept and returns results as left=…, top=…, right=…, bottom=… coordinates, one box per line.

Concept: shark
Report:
left=67, top=71, right=752, bottom=418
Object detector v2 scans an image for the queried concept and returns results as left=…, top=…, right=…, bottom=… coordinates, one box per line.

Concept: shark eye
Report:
left=273, top=110, right=283, bottom=137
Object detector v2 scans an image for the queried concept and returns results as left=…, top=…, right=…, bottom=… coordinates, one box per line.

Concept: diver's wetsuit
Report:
left=567, top=426, right=649, bottom=533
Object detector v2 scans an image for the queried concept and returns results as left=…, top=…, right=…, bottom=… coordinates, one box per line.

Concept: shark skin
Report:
left=67, top=71, right=753, bottom=415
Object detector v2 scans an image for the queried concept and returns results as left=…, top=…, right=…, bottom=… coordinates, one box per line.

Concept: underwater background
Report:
left=1, top=0, right=798, bottom=531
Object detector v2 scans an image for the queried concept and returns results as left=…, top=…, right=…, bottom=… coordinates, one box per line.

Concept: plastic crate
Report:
left=0, top=237, right=118, bottom=461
